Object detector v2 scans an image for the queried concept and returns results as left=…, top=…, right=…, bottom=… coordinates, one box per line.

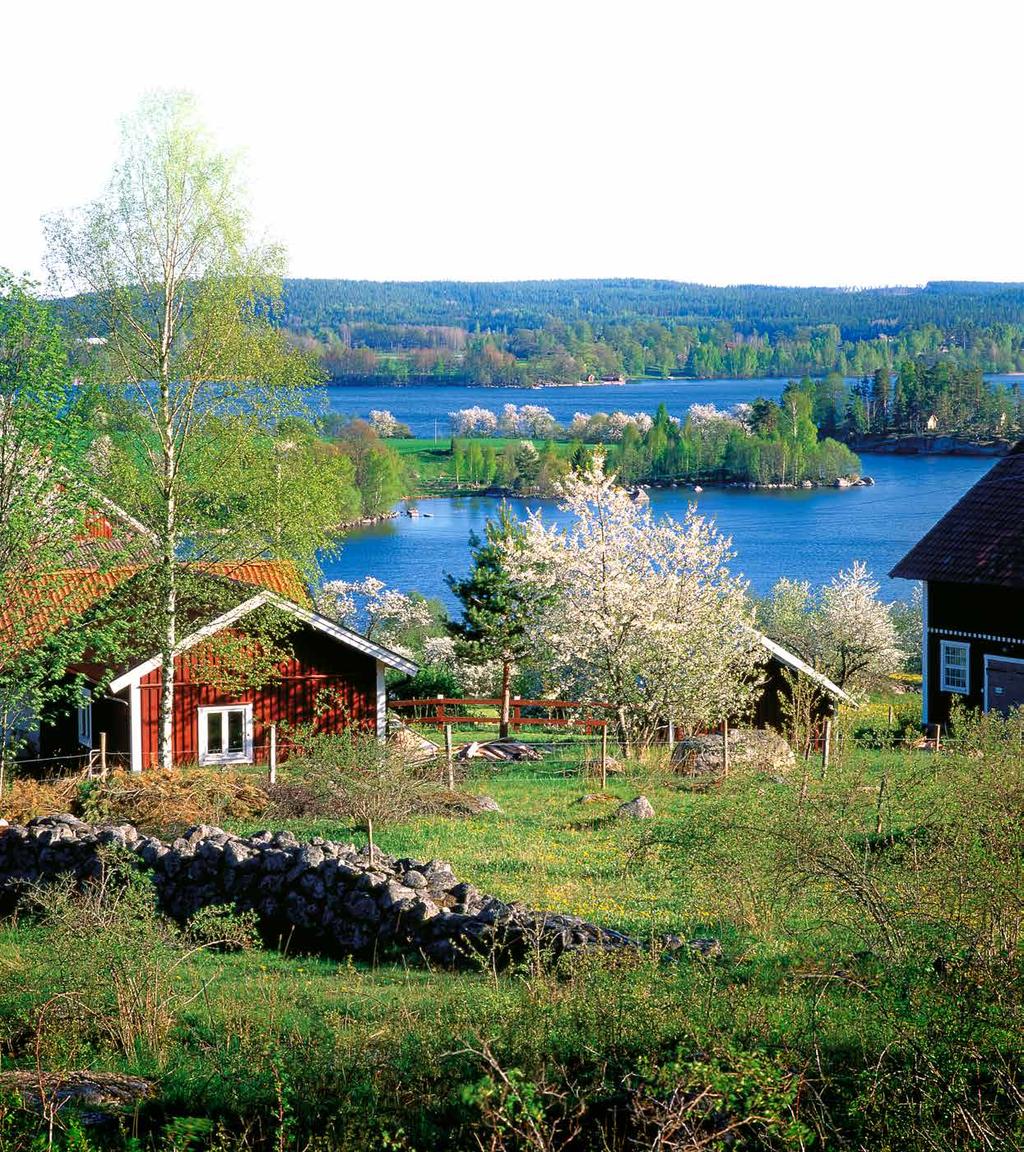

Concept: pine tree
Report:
left=446, top=504, right=542, bottom=738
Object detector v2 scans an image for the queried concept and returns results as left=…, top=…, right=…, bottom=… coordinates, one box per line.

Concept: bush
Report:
left=268, top=727, right=442, bottom=857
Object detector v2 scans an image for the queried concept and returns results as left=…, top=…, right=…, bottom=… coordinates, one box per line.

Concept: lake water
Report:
left=325, top=452, right=993, bottom=608
left=325, top=376, right=790, bottom=438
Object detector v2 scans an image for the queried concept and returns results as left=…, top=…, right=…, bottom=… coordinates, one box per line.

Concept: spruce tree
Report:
left=446, top=503, right=540, bottom=739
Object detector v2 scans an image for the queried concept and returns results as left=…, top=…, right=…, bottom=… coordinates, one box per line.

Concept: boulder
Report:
left=387, top=718, right=438, bottom=764
left=466, top=794, right=502, bottom=814
left=671, top=729, right=795, bottom=777
left=615, top=795, right=655, bottom=819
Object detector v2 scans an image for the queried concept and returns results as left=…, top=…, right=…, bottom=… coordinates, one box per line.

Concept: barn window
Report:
left=940, top=641, right=969, bottom=694
left=77, top=688, right=93, bottom=747
left=198, top=704, right=253, bottom=765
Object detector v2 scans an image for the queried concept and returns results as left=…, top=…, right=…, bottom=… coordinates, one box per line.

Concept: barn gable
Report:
left=107, top=593, right=417, bottom=771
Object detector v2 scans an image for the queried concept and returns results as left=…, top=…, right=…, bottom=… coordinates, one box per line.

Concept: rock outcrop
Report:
left=0, top=816, right=639, bottom=968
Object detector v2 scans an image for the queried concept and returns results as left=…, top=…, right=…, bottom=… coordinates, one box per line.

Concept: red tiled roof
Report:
left=197, top=561, right=310, bottom=605
left=890, top=442, right=1024, bottom=587
left=0, top=560, right=311, bottom=653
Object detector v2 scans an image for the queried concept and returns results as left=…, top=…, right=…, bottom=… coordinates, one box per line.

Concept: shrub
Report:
left=268, top=727, right=442, bottom=858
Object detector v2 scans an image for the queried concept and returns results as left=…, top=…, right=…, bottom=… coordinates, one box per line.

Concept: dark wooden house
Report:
left=891, top=442, right=1024, bottom=725
left=23, top=563, right=417, bottom=772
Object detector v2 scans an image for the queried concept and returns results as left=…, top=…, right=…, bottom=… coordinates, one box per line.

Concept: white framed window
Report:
left=940, top=641, right=970, bottom=694
left=77, top=688, right=93, bottom=747
left=198, top=704, right=254, bottom=765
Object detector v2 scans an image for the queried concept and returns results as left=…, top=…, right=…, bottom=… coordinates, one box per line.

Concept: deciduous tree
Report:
left=505, top=454, right=762, bottom=751
left=45, top=91, right=333, bottom=769
left=760, top=563, right=904, bottom=694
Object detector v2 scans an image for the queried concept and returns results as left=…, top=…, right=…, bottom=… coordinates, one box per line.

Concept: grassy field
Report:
left=1, top=697, right=1023, bottom=1150
left=391, top=437, right=576, bottom=496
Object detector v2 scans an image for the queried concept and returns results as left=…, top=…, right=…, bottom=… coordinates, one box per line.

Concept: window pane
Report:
left=207, top=712, right=223, bottom=753
left=227, top=710, right=245, bottom=753
left=942, top=644, right=968, bottom=691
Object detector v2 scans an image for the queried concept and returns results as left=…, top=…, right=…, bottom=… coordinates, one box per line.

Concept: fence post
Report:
left=269, top=724, right=277, bottom=786
left=436, top=694, right=445, bottom=728
left=601, top=723, right=608, bottom=791
left=875, top=773, right=887, bottom=836
left=667, top=719, right=676, bottom=752
left=444, top=723, right=454, bottom=790
left=512, top=695, right=521, bottom=733
left=821, top=717, right=832, bottom=778
left=99, top=731, right=107, bottom=778
left=931, top=723, right=941, bottom=753
left=887, top=702, right=894, bottom=727
left=721, top=718, right=729, bottom=777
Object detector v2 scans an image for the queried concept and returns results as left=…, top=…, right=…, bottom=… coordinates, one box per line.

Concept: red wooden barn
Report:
left=25, top=561, right=417, bottom=773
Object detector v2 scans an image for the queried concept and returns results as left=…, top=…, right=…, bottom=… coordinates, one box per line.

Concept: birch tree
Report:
left=506, top=453, right=763, bottom=751
left=44, top=91, right=328, bottom=769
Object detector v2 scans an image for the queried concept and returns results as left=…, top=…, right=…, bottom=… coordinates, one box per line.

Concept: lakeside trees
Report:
left=276, top=278, right=1024, bottom=387
left=442, top=395, right=862, bottom=491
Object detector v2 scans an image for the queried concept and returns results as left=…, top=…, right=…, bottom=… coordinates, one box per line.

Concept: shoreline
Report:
left=851, top=435, right=1012, bottom=458
left=402, top=474, right=871, bottom=504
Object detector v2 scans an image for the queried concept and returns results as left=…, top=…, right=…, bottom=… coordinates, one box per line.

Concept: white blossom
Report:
left=423, top=635, right=457, bottom=667
left=504, top=452, right=763, bottom=750
left=368, top=409, right=401, bottom=437
left=730, top=402, right=754, bottom=429
left=498, top=403, right=558, bottom=438
left=320, top=577, right=433, bottom=657
left=449, top=407, right=499, bottom=437
left=760, top=563, right=903, bottom=693
left=687, top=402, right=742, bottom=430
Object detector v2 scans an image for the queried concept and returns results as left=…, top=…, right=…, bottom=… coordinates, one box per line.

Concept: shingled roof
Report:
left=890, top=441, right=1024, bottom=587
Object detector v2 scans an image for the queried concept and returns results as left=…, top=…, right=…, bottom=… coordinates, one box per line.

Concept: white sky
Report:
left=3, top=0, right=1022, bottom=287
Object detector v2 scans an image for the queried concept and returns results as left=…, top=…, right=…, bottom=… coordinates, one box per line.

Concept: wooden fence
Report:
left=389, top=696, right=610, bottom=734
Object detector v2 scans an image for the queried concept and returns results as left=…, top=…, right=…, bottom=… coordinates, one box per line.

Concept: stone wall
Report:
left=0, top=816, right=639, bottom=968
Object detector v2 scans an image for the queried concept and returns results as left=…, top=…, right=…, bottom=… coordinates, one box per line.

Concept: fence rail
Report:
left=390, top=696, right=610, bottom=733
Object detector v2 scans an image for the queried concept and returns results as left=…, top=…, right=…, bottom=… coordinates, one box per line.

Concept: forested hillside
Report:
left=279, top=279, right=1024, bottom=384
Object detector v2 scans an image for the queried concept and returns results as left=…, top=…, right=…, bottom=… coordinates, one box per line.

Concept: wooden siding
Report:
left=137, top=626, right=378, bottom=767
left=927, top=581, right=1023, bottom=634
left=925, top=581, right=1024, bottom=726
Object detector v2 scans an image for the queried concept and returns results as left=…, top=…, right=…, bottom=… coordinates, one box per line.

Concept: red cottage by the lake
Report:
left=23, top=561, right=417, bottom=773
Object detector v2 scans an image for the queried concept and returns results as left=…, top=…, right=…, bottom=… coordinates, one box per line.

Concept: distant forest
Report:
left=280, top=279, right=1024, bottom=384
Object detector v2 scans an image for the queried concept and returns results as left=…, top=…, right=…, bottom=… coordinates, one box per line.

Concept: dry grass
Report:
left=0, top=768, right=269, bottom=832
left=0, top=776, right=81, bottom=824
